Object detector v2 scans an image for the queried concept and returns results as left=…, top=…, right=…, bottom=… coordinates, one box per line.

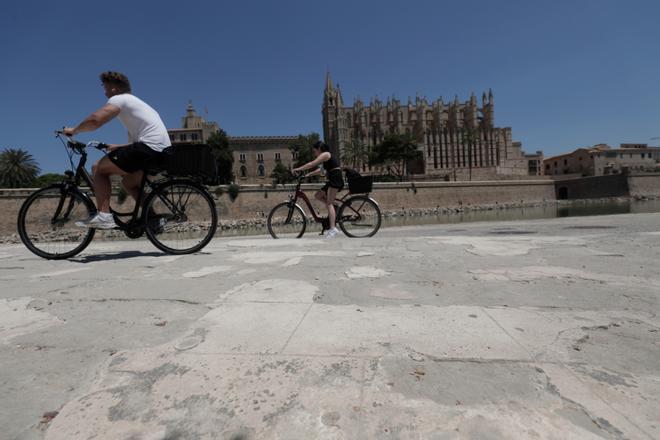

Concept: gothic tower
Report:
left=322, top=72, right=343, bottom=158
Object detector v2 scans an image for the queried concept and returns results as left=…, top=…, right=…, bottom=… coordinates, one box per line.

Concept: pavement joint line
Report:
left=356, top=356, right=367, bottom=439
left=481, top=306, right=535, bottom=360
left=556, top=363, right=656, bottom=440
left=53, top=297, right=208, bottom=306
left=278, top=303, right=315, bottom=354
left=164, top=352, right=581, bottom=365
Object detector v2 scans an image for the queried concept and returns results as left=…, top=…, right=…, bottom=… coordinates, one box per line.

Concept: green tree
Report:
left=207, top=129, right=234, bottom=184
left=34, top=173, right=67, bottom=187
left=0, top=148, right=40, bottom=188
left=289, top=132, right=320, bottom=168
left=341, top=139, right=369, bottom=170
left=370, top=134, right=419, bottom=181
left=270, top=161, right=293, bottom=185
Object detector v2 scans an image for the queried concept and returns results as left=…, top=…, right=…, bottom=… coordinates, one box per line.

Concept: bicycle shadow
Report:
left=71, top=251, right=167, bottom=263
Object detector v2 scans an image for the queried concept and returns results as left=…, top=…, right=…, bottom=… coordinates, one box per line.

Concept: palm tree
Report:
left=341, top=139, right=370, bottom=170
left=0, top=148, right=40, bottom=188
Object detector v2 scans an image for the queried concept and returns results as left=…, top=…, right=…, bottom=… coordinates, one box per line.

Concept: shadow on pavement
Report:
left=72, top=251, right=166, bottom=263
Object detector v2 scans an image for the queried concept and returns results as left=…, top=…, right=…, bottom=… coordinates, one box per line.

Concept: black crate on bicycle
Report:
left=346, top=173, right=373, bottom=194
left=162, top=144, right=218, bottom=185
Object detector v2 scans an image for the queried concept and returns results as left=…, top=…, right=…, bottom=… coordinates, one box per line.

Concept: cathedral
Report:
left=322, top=73, right=533, bottom=180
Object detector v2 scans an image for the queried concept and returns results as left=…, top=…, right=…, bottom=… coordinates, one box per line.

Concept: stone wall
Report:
left=553, top=173, right=660, bottom=200
left=0, top=180, right=556, bottom=235
left=4, top=175, right=658, bottom=237
left=628, top=174, right=660, bottom=197
left=554, top=174, right=629, bottom=200
left=212, top=180, right=556, bottom=221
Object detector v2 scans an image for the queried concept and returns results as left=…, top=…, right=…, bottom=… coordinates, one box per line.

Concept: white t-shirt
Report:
left=107, top=94, right=171, bottom=152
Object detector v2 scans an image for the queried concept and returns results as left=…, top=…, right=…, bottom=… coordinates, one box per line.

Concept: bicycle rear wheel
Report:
left=267, top=202, right=306, bottom=238
left=337, top=195, right=381, bottom=238
left=143, top=180, right=217, bottom=254
left=17, top=185, right=96, bottom=259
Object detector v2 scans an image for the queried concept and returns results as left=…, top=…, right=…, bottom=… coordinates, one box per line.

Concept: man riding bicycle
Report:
left=63, top=71, right=171, bottom=229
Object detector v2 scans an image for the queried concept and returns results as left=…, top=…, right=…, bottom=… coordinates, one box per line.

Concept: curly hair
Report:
left=99, top=71, right=132, bottom=93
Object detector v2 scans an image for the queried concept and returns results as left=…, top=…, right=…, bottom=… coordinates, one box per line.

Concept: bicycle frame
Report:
left=56, top=133, right=182, bottom=231
left=286, top=177, right=348, bottom=223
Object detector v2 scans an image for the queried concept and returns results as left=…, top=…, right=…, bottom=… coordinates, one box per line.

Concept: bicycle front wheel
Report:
left=17, top=185, right=96, bottom=259
left=337, top=195, right=382, bottom=238
left=267, top=202, right=306, bottom=238
left=143, top=181, right=217, bottom=254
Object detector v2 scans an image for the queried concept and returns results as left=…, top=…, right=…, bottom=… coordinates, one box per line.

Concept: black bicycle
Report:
left=267, top=173, right=381, bottom=238
left=17, top=132, right=218, bottom=259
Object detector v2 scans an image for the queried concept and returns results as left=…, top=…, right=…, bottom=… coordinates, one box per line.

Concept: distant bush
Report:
left=228, top=183, right=240, bottom=201
left=34, top=173, right=66, bottom=187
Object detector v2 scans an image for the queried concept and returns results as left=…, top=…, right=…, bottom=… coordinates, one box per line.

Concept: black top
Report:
left=322, top=154, right=340, bottom=172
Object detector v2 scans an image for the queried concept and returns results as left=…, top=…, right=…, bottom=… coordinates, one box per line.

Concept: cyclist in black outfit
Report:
left=292, top=141, right=344, bottom=238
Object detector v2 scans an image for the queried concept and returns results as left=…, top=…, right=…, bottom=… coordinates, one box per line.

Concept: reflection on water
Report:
left=383, top=198, right=660, bottom=229
left=219, top=198, right=660, bottom=237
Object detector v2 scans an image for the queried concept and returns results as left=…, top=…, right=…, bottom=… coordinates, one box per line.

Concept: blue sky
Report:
left=1, top=0, right=659, bottom=173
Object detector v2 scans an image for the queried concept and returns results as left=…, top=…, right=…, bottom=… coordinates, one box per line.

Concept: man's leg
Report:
left=121, top=171, right=145, bottom=204
left=94, top=156, right=127, bottom=213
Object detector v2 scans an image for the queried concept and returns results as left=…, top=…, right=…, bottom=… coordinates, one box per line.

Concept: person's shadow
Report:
left=71, top=250, right=166, bottom=263
left=71, top=250, right=212, bottom=263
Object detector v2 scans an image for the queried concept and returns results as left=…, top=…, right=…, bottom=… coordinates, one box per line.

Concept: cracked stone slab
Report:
left=484, top=307, right=660, bottom=365
left=345, top=266, right=390, bottom=279
left=0, top=297, right=64, bottom=344
left=541, top=363, right=655, bottom=439
left=220, top=279, right=318, bottom=304
left=45, top=352, right=364, bottom=440
left=425, top=235, right=588, bottom=256
left=230, top=251, right=345, bottom=264
left=469, top=265, right=660, bottom=288
left=357, top=357, right=612, bottom=439
left=284, top=305, right=530, bottom=359
left=182, top=265, right=232, bottom=278
left=174, top=302, right=312, bottom=354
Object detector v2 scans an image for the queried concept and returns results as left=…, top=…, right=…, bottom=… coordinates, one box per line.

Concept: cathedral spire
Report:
left=325, top=71, right=334, bottom=91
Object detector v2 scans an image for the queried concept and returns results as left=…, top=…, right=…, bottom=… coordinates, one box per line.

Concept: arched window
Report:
left=240, top=166, right=247, bottom=178
left=258, top=165, right=265, bottom=177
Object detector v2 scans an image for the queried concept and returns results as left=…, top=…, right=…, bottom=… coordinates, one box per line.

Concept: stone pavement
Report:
left=1, top=213, right=659, bottom=439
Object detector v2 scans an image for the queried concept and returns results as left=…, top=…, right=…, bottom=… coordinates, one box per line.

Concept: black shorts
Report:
left=107, top=142, right=164, bottom=174
left=321, top=168, right=344, bottom=193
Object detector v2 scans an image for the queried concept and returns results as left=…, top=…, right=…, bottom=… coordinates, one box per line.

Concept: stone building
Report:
left=167, top=103, right=298, bottom=183
left=524, top=150, right=544, bottom=176
left=168, top=101, right=219, bottom=144
left=544, top=144, right=660, bottom=177
left=230, top=136, right=298, bottom=183
left=322, top=73, right=531, bottom=180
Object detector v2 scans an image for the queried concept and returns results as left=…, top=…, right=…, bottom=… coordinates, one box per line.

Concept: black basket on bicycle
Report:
left=347, top=174, right=373, bottom=194
left=162, top=144, right=218, bottom=185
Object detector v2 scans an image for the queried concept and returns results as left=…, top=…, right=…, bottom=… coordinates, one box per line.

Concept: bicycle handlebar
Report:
left=55, top=131, right=108, bottom=151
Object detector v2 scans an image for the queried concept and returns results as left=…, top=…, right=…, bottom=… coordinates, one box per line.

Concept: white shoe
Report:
left=325, top=227, right=339, bottom=239
left=75, top=212, right=117, bottom=229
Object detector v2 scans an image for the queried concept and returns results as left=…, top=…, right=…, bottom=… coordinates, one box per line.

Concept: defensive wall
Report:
left=1, top=174, right=658, bottom=236
left=553, top=173, right=660, bottom=200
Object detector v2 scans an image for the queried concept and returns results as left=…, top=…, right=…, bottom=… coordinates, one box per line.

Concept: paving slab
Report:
left=1, top=212, right=659, bottom=439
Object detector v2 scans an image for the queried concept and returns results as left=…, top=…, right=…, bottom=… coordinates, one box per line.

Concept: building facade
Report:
left=322, top=73, right=532, bottom=180
left=167, top=103, right=298, bottom=183
left=544, top=144, right=660, bottom=177
left=230, top=136, right=298, bottom=183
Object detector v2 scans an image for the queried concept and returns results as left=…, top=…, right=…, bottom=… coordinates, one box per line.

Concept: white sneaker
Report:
left=325, top=227, right=339, bottom=239
left=75, top=212, right=117, bottom=229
